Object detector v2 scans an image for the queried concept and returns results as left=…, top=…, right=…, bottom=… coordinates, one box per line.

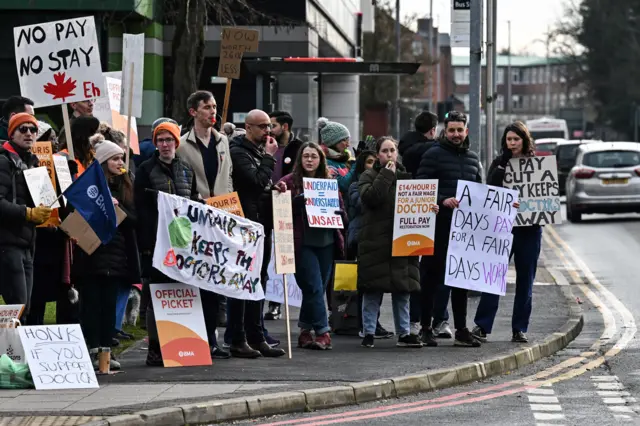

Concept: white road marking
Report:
left=530, top=404, right=563, bottom=412
left=591, top=375, right=638, bottom=419
left=591, top=376, right=618, bottom=382
left=596, top=382, right=624, bottom=390
left=528, top=388, right=556, bottom=395
left=528, top=396, right=559, bottom=404
left=603, top=397, right=626, bottom=404
left=533, top=413, right=566, bottom=421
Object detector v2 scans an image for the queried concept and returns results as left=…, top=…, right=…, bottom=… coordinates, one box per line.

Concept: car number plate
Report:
left=602, top=178, right=629, bottom=185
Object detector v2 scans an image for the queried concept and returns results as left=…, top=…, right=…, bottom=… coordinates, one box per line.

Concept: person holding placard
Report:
left=72, top=135, right=140, bottom=370
left=416, top=111, right=483, bottom=348
left=357, top=137, right=429, bottom=349
left=274, top=142, right=345, bottom=350
left=472, top=122, right=540, bottom=344
left=0, top=113, right=52, bottom=321
left=0, top=96, right=34, bottom=142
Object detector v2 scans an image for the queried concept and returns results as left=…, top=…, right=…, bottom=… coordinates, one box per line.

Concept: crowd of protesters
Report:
left=0, top=91, right=543, bottom=369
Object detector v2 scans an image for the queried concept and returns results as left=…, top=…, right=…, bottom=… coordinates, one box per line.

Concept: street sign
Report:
left=451, top=0, right=471, bottom=48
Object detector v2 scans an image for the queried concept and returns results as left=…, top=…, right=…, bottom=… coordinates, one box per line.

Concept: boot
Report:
left=229, top=342, right=262, bottom=359
left=250, top=341, right=285, bottom=358
left=146, top=341, right=164, bottom=366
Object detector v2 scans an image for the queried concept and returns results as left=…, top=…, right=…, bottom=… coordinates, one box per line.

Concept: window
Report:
left=512, top=94, right=523, bottom=109
left=523, top=95, right=530, bottom=110
left=559, top=66, right=566, bottom=83
left=552, top=67, right=558, bottom=83
left=560, top=93, right=567, bottom=107
left=523, top=69, right=530, bottom=84
left=460, top=94, right=470, bottom=110
left=412, top=39, right=423, bottom=56
left=531, top=68, right=537, bottom=85
left=496, top=68, right=504, bottom=85
left=532, top=94, right=538, bottom=111
left=496, top=94, right=504, bottom=111
left=455, top=68, right=470, bottom=85
left=583, top=150, right=640, bottom=168
left=552, top=93, right=558, bottom=108
left=512, top=69, right=521, bottom=84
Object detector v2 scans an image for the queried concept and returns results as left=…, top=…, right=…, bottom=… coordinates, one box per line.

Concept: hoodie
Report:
left=398, top=131, right=435, bottom=178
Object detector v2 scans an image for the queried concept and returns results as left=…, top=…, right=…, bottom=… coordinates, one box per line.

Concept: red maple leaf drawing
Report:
left=43, top=72, right=77, bottom=102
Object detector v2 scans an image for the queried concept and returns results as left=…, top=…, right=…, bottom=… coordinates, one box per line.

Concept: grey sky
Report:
left=401, top=0, right=566, bottom=56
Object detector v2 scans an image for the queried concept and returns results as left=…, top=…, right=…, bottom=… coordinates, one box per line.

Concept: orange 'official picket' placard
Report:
left=206, top=191, right=245, bottom=217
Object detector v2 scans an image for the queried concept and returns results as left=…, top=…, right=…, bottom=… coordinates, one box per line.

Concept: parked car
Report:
left=566, top=142, right=640, bottom=222
left=535, top=138, right=565, bottom=156
left=555, top=139, right=602, bottom=195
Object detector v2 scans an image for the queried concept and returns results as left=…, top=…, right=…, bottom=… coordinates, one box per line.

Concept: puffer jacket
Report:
left=398, top=131, right=435, bottom=178
left=346, top=179, right=363, bottom=250
left=0, top=141, right=40, bottom=249
left=357, top=162, right=420, bottom=294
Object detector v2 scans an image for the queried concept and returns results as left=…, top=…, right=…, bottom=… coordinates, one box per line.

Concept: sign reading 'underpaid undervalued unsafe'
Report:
left=302, top=178, right=343, bottom=229
left=153, top=192, right=266, bottom=301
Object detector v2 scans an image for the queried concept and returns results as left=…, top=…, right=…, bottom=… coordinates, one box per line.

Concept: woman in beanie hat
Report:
left=317, top=117, right=355, bottom=196
left=72, top=134, right=140, bottom=371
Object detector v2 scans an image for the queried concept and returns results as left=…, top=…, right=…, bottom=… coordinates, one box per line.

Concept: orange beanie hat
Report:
left=8, top=113, right=38, bottom=138
left=153, top=122, right=181, bottom=149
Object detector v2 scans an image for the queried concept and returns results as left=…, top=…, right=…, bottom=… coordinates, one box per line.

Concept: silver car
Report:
left=566, top=142, right=640, bottom=222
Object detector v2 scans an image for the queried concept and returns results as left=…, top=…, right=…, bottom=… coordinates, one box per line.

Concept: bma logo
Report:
left=87, top=185, right=99, bottom=199
left=178, top=351, right=195, bottom=357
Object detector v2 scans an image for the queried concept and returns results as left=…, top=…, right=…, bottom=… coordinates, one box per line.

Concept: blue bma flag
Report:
left=63, top=161, right=118, bottom=244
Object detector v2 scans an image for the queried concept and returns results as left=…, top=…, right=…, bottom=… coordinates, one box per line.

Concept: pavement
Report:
left=0, top=246, right=582, bottom=426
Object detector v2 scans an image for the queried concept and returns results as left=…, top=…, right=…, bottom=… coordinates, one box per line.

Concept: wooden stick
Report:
left=221, top=79, right=232, bottom=124
left=61, top=105, right=74, bottom=160
left=125, top=62, right=135, bottom=170
left=282, top=274, right=292, bottom=359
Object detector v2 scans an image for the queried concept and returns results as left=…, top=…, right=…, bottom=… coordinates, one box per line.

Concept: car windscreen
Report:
left=556, top=145, right=581, bottom=167
left=582, top=150, right=640, bottom=168
left=535, top=142, right=557, bottom=153
left=531, top=130, right=565, bottom=139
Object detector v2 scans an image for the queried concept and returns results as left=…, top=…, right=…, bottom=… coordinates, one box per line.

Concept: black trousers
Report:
left=420, top=218, right=468, bottom=331
left=201, top=289, right=219, bottom=345
left=78, top=277, right=120, bottom=349
left=0, top=247, right=34, bottom=322
left=227, top=231, right=271, bottom=345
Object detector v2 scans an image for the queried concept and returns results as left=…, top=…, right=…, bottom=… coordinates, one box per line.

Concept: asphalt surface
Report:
left=222, top=206, right=640, bottom=425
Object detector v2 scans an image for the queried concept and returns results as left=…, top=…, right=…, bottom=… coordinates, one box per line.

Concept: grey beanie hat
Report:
left=317, top=117, right=350, bottom=147
left=152, top=117, right=179, bottom=133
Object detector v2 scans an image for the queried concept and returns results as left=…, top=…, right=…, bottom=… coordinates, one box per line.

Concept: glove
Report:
left=67, top=160, right=78, bottom=176
left=499, top=149, right=513, bottom=167
left=27, top=205, right=53, bottom=224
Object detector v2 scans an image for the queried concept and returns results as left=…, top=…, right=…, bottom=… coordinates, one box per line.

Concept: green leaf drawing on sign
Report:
left=168, top=217, right=192, bottom=248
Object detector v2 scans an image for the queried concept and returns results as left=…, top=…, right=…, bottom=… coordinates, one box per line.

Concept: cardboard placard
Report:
left=271, top=191, right=295, bottom=274
left=23, top=166, right=60, bottom=209
left=93, top=75, right=139, bottom=154
left=60, top=206, right=127, bottom=255
left=31, top=142, right=60, bottom=226
left=205, top=192, right=245, bottom=217
left=217, top=27, right=259, bottom=79
left=119, top=33, right=144, bottom=118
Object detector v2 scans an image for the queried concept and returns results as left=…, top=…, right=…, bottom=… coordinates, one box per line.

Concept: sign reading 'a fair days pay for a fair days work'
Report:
left=392, top=180, right=439, bottom=257
left=14, top=17, right=105, bottom=107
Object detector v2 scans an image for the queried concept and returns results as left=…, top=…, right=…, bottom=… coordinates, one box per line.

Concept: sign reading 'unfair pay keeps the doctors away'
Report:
left=392, top=180, right=439, bottom=257
left=14, top=17, right=104, bottom=107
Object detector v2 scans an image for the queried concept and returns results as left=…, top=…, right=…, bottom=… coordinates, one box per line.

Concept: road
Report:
left=225, top=207, right=640, bottom=426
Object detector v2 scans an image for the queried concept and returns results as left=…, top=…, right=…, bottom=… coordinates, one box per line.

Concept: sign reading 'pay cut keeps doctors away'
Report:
left=14, top=17, right=105, bottom=107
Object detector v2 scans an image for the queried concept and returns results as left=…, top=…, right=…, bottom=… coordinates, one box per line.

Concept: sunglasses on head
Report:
left=18, top=126, right=38, bottom=135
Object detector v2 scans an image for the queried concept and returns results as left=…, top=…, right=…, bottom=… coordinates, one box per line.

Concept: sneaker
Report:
left=361, top=334, right=375, bottom=348
left=410, top=322, right=421, bottom=336
left=420, top=328, right=438, bottom=347
left=222, top=341, right=231, bottom=349
left=115, top=330, right=134, bottom=340
left=471, top=326, right=488, bottom=343
left=512, top=331, right=528, bottom=343
left=298, top=329, right=314, bottom=349
left=375, top=325, right=394, bottom=339
left=110, top=337, right=120, bottom=347
left=454, top=328, right=482, bottom=347
left=210, top=345, right=231, bottom=359
left=265, top=334, right=281, bottom=348
left=396, top=334, right=423, bottom=348
left=109, top=353, right=122, bottom=370
left=433, top=321, right=453, bottom=338
left=264, top=303, right=282, bottom=320
left=313, top=332, right=332, bottom=350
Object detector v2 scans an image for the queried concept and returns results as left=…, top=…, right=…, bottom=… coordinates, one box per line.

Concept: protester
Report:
left=0, top=113, right=52, bottom=322
left=134, top=120, right=200, bottom=366
left=266, top=110, right=303, bottom=320
left=399, top=111, right=438, bottom=178
left=58, top=116, right=100, bottom=178
left=0, top=96, right=34, bottom=141
left=57, top=100, right=95, bottom=147
left=416, top=111, right=483, bottom=348
left=222, top=122, right=236, bottom=138
left=317, top=117, right=355, bottom=196
left=178, top=90, right=233, bottom=358
left=73, top=135, right=139, bottom=370
left=275, top=142, right=345, bottom=350
left=227, top=109, right=285, bottom=358
left=472, top=122, right=537, bottom=344
left=97, top=122, right=135, bottom=176
left=357, top=136, right=428, bottom=349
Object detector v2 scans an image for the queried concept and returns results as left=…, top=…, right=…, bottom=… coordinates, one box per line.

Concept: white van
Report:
left=526, top=117, right=569, bottom=140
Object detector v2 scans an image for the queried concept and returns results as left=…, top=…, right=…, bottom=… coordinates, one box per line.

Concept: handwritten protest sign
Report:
left=302, top=178, right=343, bottom=229
left=265, top=236, right=302, bottom=308
left=272, top=191, right=296, bottom=274
left=218, top=27, right=259, bottom=79
left=14, top=17, right=104, bottom=107
left=392, top=179, right=439, bottom=256
left=504, top=156, right=561, bottom=226
left=31, top=142, right=59, bottom=226
left=445, top=181, right=519, bottom=296
left=24, top=166, right=60, bottom=208
left=153, top=192, right=266, bottom=301
left=93, top=75, right=140, bottom=154
left=53, top=154, right=73, bottom=205
left=18, top=324, right=98, bottom=390
left=206, top=192, right=244, bottom=217
left=120, top=33, right=144, bottom=118
left=150, top=283, right=212, bottom=367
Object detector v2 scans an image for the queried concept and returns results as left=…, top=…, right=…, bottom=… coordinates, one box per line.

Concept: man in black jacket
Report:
left=266, top=110, right=303, bottom=320
left=416, top=111, right=483, bottom=348
left=0, top=113, right=53, bottom=322
left=398, top=111, right=438, bottom=178
left=226, top=110, right=285, bottom=358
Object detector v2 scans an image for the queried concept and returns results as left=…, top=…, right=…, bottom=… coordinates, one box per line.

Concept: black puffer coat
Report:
left=357, top=162, right=420, bottom=294
left=398, top=131, right=435, bottom=178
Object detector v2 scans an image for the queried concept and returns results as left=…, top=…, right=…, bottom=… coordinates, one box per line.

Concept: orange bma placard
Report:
left=206, top=192, right=245, bottom=217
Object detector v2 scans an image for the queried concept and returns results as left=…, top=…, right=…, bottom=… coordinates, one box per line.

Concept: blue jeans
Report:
left=114, top=284, right=130, bottom=331
left=294, top=245, right=334, bottom=334
left=363, top=292, right=410, bottom=336
left=474, top=227, right=542, bottom=333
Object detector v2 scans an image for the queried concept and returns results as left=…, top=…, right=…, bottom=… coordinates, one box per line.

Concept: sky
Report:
left=401, top=0, right=567, bottom=57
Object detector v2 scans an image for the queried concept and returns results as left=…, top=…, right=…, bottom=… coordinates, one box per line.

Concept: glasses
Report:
left=156, top=138, right=176, bottom=146
left=18, top=126, right=38, bottom=135
left=248, top=123, right=272, bottom=131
